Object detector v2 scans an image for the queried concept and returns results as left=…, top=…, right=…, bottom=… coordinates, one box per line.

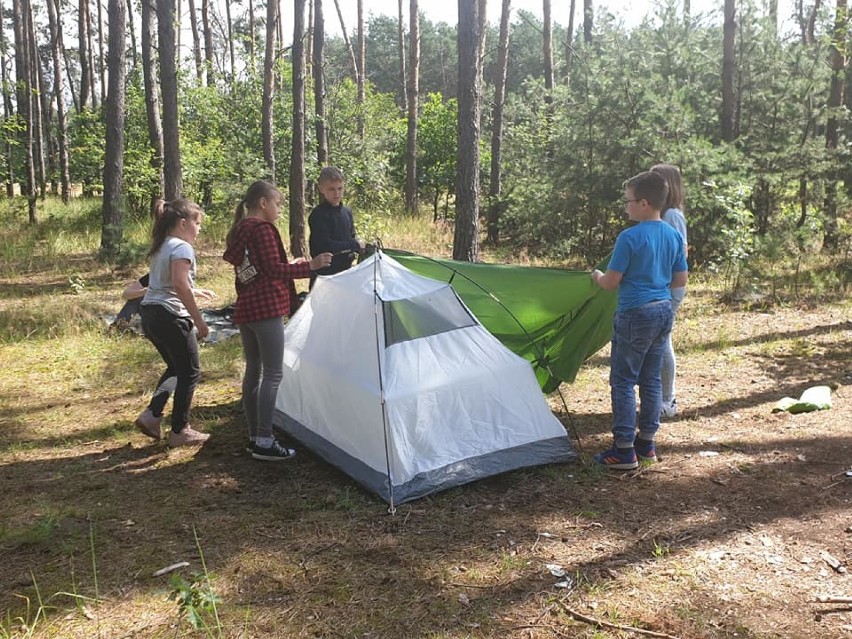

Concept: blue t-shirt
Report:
left=608, top=220, right=687, bottom=312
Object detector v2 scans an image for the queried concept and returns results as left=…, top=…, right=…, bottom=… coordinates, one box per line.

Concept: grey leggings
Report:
left=239, top=316, right=286, bottom=440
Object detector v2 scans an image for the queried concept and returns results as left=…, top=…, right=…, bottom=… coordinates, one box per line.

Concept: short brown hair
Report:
left=318, top=166, right=345, bottom=183
left=624, top=171, right=668, bottom=211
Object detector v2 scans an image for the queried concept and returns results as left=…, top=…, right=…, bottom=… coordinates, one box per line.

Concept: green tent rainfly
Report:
left=385, top=250, right=617, bottom=393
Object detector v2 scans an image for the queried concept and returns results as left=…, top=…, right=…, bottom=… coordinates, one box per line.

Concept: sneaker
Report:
left=167, top=426, right=210, bottom=447
left=252, top=440, right=297, bottom=461
left=634, top=439, right=658, bottom=462
left=135, top=409, right=162, bottom=440
left=660, top=400, right=678, bottom=419
left=593, top=446, right=638, bottom=470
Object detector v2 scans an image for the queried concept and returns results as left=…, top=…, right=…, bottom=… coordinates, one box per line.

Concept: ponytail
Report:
left=226, top=180, right=281, bottom=248
left=147, top=198, right=203, bottom=259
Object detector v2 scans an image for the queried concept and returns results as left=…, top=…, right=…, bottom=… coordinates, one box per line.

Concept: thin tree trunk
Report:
left=98, top=0, right=106, bottom=101
left=583, top=0, right=592, bottom=43
left=126, top=0, right=138, bottom=68
left=487, top=0, right=511, bottom=245
left=48, top=0, right=71, bottom=202
left=290, top=0, right=308, bottom=258
left=721, top=0, right=736, bottom=142
left=249, top=0, right=255, bottom=65
left=13, top=0, right=37, bottom=221
left=313, top=0, right=328, bottom=165
left=823, top=0, right=847, bottom=249
left=357, top=0, right=365, bottom=137
left=187, top=0, right=204, bottom=82
left=158, top=0, right=182, bottom=199
left=87, top=0, right=98, bottom=108
left=26, top=0, right=46, bottom=198
left=332, top=0, right=358, bottom=83
left=454, top=0, right=483, bottom=261
left=224, top=0, right=235, bottom=84
left=202, top=0, right=215, bottom=86
left=101, top=0, right=126, bottom=259
left=141, top=0, right=164, bottom=195
left=398, top=0, right=407, bottom=111
left=404, top=0, right=419, bottom=213
left=0, top=0, right=14, bottom=196
left=564, top=0, right=575, bottom=82
left=806, top=0, right=822, bottom=45
left=262, top=0, right=278, bottom=179
left=543, top=0, right=553, bottom=143
left=59, top=18, right=79, bottom=113
left=79, top=0, right=91, bottom=109
left=768, top=0, right=778, bottom=33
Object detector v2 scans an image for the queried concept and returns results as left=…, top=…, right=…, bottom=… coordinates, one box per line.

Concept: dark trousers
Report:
left=140, top=304, right=200, bottom=433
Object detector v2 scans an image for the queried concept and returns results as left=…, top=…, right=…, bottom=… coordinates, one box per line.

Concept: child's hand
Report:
left=310, top=253, right=333, bottom=270
left=591, top=269, right=604, bottom=285
left=194, top=288, right=217, bottom=301
left=196, top=319, right=210, bottom=340
left=357, top=238, right=366, bottom=250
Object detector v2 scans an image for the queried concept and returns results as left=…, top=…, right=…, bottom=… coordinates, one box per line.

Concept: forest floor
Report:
left=1, top=241, right=851, bottom=638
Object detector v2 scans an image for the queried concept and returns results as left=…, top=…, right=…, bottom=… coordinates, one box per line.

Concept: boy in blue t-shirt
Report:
left=591, top=171, right=688, bottom=469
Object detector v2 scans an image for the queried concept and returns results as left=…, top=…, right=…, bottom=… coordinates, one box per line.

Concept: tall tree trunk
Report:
left=224, top=0, right=235, bottom=84
left=202, top=0, right=215, bottom=86
left=101, top=0, right=126, bottom=259
left=684, top=0, right=690, bottom=24
left=158, top=0, right=182, bottom=199
left=87, top=0, right=98, bottom=108
left=543, top=0, right=553, bottom=144
left=141, top=0, right=165, bottom=196
left=721, top=0, right=736, bottom=142
left=332, top=0, right=357, bottom=83
left=262, top=0, right=278, bottom=179
left=290, top=0, right=308, bottom=258
left=583, top=0, right=593, bottom=44
left=768, top=0, right=778, bottom=33
left=97, top=0, right=106, bottom=101
left=454, top=0, right=483, bottom=261
left=126, top=0, right=138, bottom=69
left=487, top=0, right=511, bottom=245
left=249, top=0, right=256, bottom=65
left=79, top=0, right=91, bottom=109
left=13, top=0, right=37, bottom=221
left=187, top=0, right=204, bottom=82
left=48, top=0, right=71, bottom=202
left=823, top=0, right=847, bottom=249
left=565, top=0, right=575, bottom=82
left=806, top=0, right=822, bottom=45
left=313, top=0, right=328, bottom=165
left=404, top=0, right=419, bottom=213
left=357, top=0, right=365, bottom=137
left=0, top=0, right=14, bottom=196
left=26, top=0, right=45, bottom=198
left=397, top=0, right=407, bottom=111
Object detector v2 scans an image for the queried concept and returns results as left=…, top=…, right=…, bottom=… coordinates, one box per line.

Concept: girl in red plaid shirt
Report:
left=223, top=180, right=331, bottom=460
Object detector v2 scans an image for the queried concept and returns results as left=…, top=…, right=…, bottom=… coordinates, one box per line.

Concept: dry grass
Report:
left=1, top=198, right=851, bottom=638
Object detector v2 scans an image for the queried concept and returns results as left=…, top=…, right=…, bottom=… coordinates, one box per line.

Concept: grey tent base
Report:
left=274, top=409, right=578, bottom=505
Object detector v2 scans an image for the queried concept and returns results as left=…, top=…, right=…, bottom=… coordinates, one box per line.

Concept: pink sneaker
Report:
left=135, top=409, right=162, bottom=440
left=168, top=426, right=210, bottom=448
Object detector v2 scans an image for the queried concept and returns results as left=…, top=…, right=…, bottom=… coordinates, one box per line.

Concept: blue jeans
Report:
left=609, top=300, right=675, bottom=447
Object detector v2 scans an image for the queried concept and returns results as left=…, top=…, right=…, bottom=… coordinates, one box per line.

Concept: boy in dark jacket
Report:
left=308, top=166, right=365, bottom=288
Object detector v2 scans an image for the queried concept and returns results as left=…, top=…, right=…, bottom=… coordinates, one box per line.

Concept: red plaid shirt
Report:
left=223, top=217, right=311, bottom=325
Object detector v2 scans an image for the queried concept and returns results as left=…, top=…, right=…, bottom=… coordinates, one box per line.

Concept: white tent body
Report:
left=274, top=252, right=576, bottom=505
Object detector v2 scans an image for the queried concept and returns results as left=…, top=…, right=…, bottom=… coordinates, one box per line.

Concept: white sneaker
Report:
left=660, top=400, right=678, bottom=419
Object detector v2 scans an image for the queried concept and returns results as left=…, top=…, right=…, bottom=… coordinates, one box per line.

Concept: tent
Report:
left=385, top=250, right=617, bottom=393
left=274, top=251, right=576, bottom=506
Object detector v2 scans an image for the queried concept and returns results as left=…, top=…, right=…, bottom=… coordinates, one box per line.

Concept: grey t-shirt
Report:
left=141, top=236, right=195, bottom=317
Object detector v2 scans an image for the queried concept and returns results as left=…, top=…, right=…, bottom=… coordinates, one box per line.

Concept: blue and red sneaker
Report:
left=634, top=439, right=658, bottom=462
left=593, top=446, right=638, bottom=470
